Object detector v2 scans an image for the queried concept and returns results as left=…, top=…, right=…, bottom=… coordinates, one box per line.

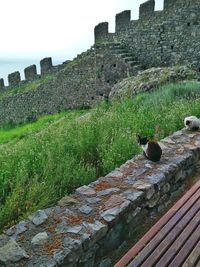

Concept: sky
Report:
left=0, top=0, right=164, bottom=61
left=0, top=0, right=163, bottom=83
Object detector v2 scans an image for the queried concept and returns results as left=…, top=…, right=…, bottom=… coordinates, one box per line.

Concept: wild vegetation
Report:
left=0, top=75, right=55, bottom=99
left=0, top=81, right=200, bottom=231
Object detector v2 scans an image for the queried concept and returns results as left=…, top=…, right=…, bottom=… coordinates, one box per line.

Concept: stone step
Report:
left=120, top=53, right=134, bottom=58
left=131, top=64, right=141, bottom=70
left=112, top=48, right=129, bottom=53
left=129, top=65, right=142, bottom=75
left=106, top=43, right=122, bottom=50
left=111, top=42, right=121, bottom=47
left=123, top=56, right=135, bottom=62
left=127, top=61, right=138, bottom=67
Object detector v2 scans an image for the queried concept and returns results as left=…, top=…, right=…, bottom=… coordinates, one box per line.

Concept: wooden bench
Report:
left=114, top=180, right=200, bottom=267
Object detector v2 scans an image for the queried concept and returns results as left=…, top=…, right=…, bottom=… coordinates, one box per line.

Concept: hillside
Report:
left=0, top=79, right=200, bottom=231
left=1, top=1, right=200, bottom=265
left=109, top=66, right=198, bottom=100
left=0, top=0, right=199, bottom=128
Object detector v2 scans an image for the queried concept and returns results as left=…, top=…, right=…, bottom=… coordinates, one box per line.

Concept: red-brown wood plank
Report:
left=152, top=208, right=200, bottom=267
left=127, top=189, right=200, bottom=267
left=140, top=199, right=200, bottom=267
left=168, top=223, right=200, bottom=267
left=114, top=180, right=200, bottom=267
left=182, top=240, right=200, bottom=267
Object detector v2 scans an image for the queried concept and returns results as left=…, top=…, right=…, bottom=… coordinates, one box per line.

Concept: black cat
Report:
left=137, top=135, right=162, bottom=162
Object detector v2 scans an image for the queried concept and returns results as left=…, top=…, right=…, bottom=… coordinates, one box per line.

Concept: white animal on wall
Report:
left=184, top=116, right=200, bottom=131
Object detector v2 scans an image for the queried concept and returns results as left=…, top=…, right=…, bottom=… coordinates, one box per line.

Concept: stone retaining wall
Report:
left=0, top=128, right=200, bottom=266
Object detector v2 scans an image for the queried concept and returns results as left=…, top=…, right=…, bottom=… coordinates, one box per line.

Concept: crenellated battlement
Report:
left=94, top=22, right=110, bottom=44
left=115, top=10, right=131, bottom=32
left=0, top=57, right=69, bottom=91
left=94, top=0, right=200, bottom=39
left=94, top=0, right=200, bottom=69
left=40, top=57, right=53, bottom=76
left=164, top=0, right=200, bottom=9
left=0, top=79, right=5, bottom=91
left=0, top=0, right=199, bottom=126
left=24, top=64, right=37, bottom=81
left=1, top=0, right=199, bottom=92
left=139, top=0, right=155, bottom=19
left=8, top=71, right=21, bottom=88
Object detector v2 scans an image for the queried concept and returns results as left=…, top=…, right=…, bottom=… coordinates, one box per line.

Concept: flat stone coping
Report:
left=0, top=128, right=200, bottom=266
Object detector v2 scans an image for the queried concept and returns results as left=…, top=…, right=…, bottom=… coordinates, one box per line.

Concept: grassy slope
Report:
left=0, top=75, right=55, bottom=100
left=0, top=81, right=200, bottom=230
left=0, top=111, right=82, bottom=145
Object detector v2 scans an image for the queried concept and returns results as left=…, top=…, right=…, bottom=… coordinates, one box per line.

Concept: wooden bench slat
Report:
left=153, top=208, right=200, bottom=267
left=127, top=189, right=200, bottom=267
left=182, top=240, right=200, bottom=267
left=168, top=223, right=200, bottom=267
left=114, top=180, right=200, bottom=267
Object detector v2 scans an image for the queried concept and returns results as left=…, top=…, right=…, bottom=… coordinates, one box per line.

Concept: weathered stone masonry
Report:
left=95, top=0, right=200, bottom=69
left=1, top=1, right=200, bottom=265
left=0, top=128, right=200, bottom=266
left=24, top=65, right=38, bottom=81
left=0, top=44, right=140, bottom=125
left=0, top=79, right=4, bottom=91
left=8, top=72, right=21, bottom=88
left=0, top=0, right=200, bottom=126
left=0, top=57, right=67, bottom=89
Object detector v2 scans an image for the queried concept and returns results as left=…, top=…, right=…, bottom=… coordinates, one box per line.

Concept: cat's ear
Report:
left=137, top=135, right=141, bottom=142
left=142, top=137, right=148, bottom=144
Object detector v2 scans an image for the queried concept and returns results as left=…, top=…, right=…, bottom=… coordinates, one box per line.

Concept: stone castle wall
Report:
left=0, top=44, right=140, bottom=125
left=0, top=57, right=67, bottom=92
left=0, top=50, right=96, bottom=125
left=0, top=0, right=199, bottom=125
left=95, top=0, right=200, bottom=69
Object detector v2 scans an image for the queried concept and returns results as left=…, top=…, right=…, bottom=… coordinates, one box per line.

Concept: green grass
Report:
left=0, top=75, right=55, bottom=99
left=0, top=81, right=200, bottom=231
left=0, top=111, right=85, bottom=145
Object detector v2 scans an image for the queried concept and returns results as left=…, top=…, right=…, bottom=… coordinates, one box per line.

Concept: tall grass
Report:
left=0, top=111, right=85, bottom=145
left=0, top=75, right=55, bottom=100
left=0, top=81, right=200, bottom=231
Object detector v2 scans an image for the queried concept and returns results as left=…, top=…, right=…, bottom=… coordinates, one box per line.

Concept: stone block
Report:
left=139, top=0, right=155, bottom=19
left=0, top=78, right=5, bottom=90
left=94, top=22, right=108, bottom=43
left=40, top=57, right=53, bottom=75
left=24, top=64, right=37, bottom=81
left=8, top=71, right=21, bottom=87
left=115, top=10, right=131, bottom=32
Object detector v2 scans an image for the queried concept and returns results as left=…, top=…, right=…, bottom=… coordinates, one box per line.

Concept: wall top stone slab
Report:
left=1, top=127, right=200, bottom=266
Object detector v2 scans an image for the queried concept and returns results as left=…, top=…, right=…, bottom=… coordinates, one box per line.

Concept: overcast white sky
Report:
left=0, top=0, right=163, bottom=62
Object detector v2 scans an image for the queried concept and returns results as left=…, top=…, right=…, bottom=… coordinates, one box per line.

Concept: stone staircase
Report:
left=108, top=42, right=142, bottom=76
